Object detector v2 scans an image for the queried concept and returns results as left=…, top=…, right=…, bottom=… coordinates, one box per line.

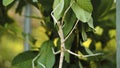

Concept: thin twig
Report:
left=65, top=49, right=103, bottom=58
left=64, top=20, right=79, bottom=42
left=61, top=1, right=75, bottom=25
left=32, top=53, right=40, bottom=68
left=38, top=61, right=46, bottom=68
left=32, top=53, right=48, bottom=68
left=83, top=53, right=103, bottom=58
left=65, top=49, right=82, bottom=57
left=52, top=48, right=61, bottom=54
left=51, top=3, right=61, bottom=23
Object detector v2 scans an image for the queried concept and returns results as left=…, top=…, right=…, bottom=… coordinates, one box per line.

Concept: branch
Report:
left=51, top=3, right=61, bottom=24
left=83, top=53, right=103, bottom=58
left=38, top=61, right=46, bottom=68
left=64, top=20, right=79, bottom=42
left=65, top=49, right=103, bottom=58
left=51, top=4, right=66, bottom=68
left=61, top=1, right=75, bottom=25
left=32, top=53, right=40, bottom=68
left=50, top=1, right=103, bottom=68
left=57, top=22, right=66, bottom=68
left=65, top=49, right=82, bottom=57
left=52, top=47, right=61, bottom=54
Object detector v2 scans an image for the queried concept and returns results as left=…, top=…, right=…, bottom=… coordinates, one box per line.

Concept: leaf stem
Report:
left=32, top=53, right=40, bottom=68
left=52, top=48, right=61, bottom=54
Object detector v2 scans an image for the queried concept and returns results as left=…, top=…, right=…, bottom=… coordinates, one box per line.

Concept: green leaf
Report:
left=32, top=0, right=38, bottom=2
left=76, top=0, right=93, bottom=13
left=84, top=48, right=93, bottom=54
left=81, top=26, right=87, bottom=41
left=3, top=0, right=14, bottom=6
left=71, top=0, right=93, bottom=22
left=71, top=1, right=92, bottom=22
left=53, top=0, right=64, bottom=20
left=63, top=9, right=76, bottom=37
left=37, top=40, right=55, bottom=68
left=87, top=17, right=94, bottom=29
left=64, top=33, right=74, bottom=62
left=79, top=61, right=83, bottom=68
left=92, top=0, right=114, bottom=19
left=97, top=0, right=114, bottom=17
left=12, top=51, right=38, bottom=68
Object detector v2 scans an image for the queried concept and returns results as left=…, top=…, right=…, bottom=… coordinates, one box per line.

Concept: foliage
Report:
left=3, top=0, right=14, bottom=6
left=12, top=51, right=38, bottom=68
left=0, top=0, right=116, bottom=68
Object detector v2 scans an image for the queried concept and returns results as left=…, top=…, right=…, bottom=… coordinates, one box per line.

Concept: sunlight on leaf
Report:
left=95, top=42, right=102, bottom=51
left=94, top=26, right=103, bottom=35
left=32, top=26, right=49, bottom=47
left=53, top=38, right=59, bottom=47
left=109, top=29, right=116, bottom=38
left=83, top=38, right=92, bottom=48
left=103, top=39, right=116, bottom=53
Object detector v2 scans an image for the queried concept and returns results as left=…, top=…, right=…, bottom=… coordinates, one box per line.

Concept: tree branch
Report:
left=50, top=1, right=103, bottom=68
left=57, top=22, right=66, bottom=68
